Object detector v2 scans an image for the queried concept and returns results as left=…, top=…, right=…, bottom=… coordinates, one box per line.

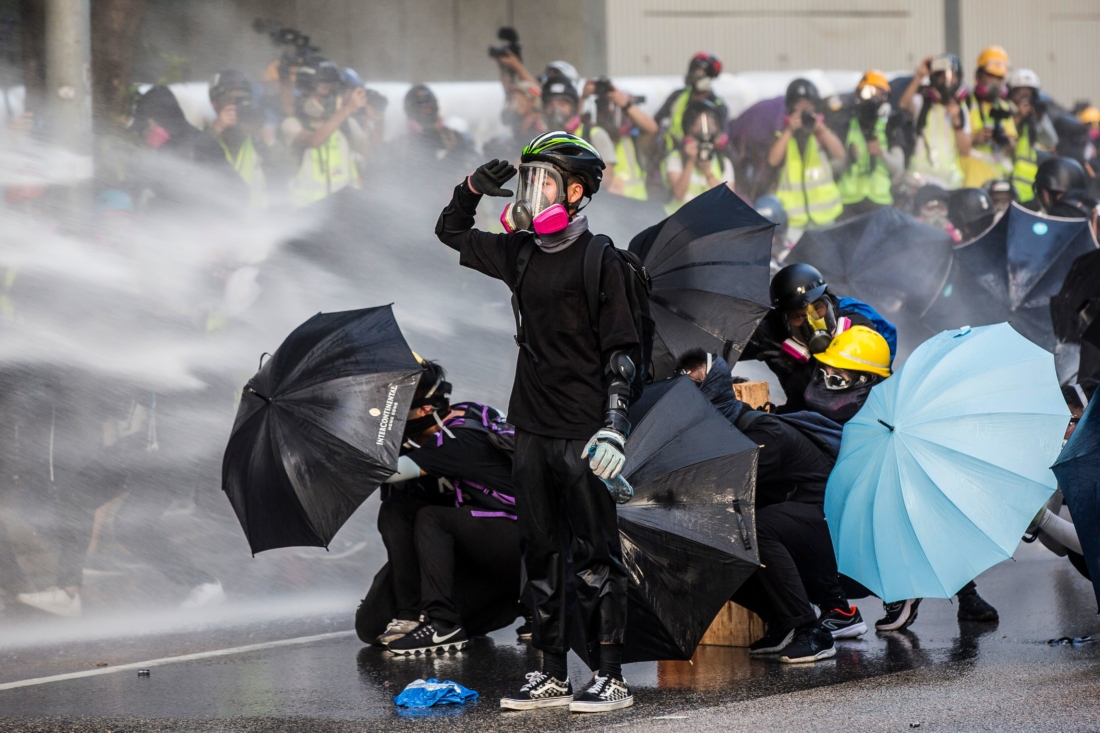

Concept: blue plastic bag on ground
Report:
left=394, top=678, right=479, bottom=708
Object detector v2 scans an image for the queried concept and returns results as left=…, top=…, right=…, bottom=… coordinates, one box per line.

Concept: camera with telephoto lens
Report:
left=800, top=109, right=817, bottom=130
left=696, top=137, right=717, bottom=162
left=253, top=20, right=321, bottom=82
left=235, top=97, right=264, bottom=128
left=488, top=26, right=522, bottom=61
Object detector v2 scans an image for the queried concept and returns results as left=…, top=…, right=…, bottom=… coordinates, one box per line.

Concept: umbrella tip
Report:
left=877, top=419, right=896, bottom=432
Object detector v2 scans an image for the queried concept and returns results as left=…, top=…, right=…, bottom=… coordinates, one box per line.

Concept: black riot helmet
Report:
left=785, top=78, right=820, bottom=112
left=770, top=263, right=827, bottom=311
left=209, top=69, right=252, bottom=104
left=1034, top=157, right=1088, bottom=197
left=521, top=131, right=605, bottom=198
left=948, top=188, right=996, bottom=240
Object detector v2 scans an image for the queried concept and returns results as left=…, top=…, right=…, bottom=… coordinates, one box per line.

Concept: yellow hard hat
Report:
left=1078, top=107, right=1100, bottom=125
left=977, top=46, right=1010, bottom=77
left=815, top=326, right=892, bottom=378
left=856, top=70, right=890, bottom=97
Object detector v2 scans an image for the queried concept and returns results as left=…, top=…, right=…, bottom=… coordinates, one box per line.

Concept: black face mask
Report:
left=804, top=378, right=874, bottom=424
left=403, top=412, right=439, bottom=439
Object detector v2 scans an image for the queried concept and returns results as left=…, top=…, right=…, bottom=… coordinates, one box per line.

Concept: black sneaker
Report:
left=569, top=674, right=633, bottom=713
left=749, top=625, right=796, bottom=655
left=876, top=598, right=921, bottom=631
left=500, top=671, right=573, bottom=710
left=386, top=620, right=468, bottom=655
left=779, top=625, right=836, bottom=664
left=819, top=605, right=868, bottom=639
left=957, top=588, right=999, bottom=622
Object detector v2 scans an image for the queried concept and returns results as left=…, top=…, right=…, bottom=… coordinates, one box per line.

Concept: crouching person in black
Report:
left=356, top=360, right=523, bottom=654
left=677, top=349, right=867, bottom=664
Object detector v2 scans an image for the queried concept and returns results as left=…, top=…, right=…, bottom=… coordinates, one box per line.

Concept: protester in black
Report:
left=357, top=361, right=522, bottom=655
left=436, top=132, right=639, bottom=713
left=679, top=350, right=865, bottom=664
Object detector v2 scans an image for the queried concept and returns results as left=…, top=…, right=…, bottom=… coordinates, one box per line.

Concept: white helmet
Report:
left=545, top=60, right=580, bottom=87
left=1007, top=68, right=1040, bottom=91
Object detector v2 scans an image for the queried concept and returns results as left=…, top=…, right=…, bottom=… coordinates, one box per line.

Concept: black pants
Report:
left=377, top=490, right=446, bottom=620
left=416, top=505, right=521, bottom=626
left=513, top=430, right=627, bottom=655
left=731, top=501, right=847, bottom=632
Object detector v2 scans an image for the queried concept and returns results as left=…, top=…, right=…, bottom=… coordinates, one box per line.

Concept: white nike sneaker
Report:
left=386, top=620, right=469, bottom=655
left=17, top=587, right=82, bottom=617
left=180, top=580, right=226, bottom=609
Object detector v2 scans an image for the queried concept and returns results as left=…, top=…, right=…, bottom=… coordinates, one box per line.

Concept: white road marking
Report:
left=0, top=630, right=356, bottom=691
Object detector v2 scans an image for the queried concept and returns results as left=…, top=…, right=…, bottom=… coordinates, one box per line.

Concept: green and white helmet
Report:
left=521, top=131, right=605, bottom=197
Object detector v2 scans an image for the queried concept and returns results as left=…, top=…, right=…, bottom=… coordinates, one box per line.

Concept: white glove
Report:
left=582, top=428, right=626, bottom=480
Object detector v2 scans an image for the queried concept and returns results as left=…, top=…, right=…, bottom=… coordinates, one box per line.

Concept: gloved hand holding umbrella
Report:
left=825, top=323, right=1070, bottom=602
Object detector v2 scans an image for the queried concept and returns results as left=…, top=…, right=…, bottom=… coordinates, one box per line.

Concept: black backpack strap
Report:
left=583, top=234, right=612, bottom=335
left=510, top=237, right=539, bottom=362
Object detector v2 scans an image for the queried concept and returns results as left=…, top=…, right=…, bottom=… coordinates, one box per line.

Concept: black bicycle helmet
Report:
left=785, top=78, right=820, bottom=111
left=209, top=69, right=251, bottom=103
left=521, top=131, right=605, bottom=196
left=296, top=57, right=342, bottom=92
left=1034, top=157, right=1088, bottom=196
left=771, top=263, right=827, bottom=311
left=948, top=188, right=996, bottom=239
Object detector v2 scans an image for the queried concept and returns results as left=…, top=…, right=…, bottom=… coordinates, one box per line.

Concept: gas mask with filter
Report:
left=500, top=162, right=572, bottom=235
left=780, top=300, right=850, bottom=363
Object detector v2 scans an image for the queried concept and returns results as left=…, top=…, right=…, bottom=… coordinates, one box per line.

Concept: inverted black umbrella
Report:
left=222, top=306, right=422, bottom=554
left=572, top=377, right=760, bottom=664
left=788, top=206, right=954, bottom=324
left=628, top=184, right=772, bottom=378
left=953, top=203, right=1098, bottom=351
left=1051, top=395, right=1100, bottom=611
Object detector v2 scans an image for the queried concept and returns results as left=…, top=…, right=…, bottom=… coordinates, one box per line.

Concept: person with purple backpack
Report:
left=356, top=360, right=524, bottom=655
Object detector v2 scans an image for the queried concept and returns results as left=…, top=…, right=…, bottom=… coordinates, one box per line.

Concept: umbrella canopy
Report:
left=825, top=323, right=1069, bottom=602
left=572, top=377, right=760, bottom=664
left=1051, top=248, right=1100, bottom=348
left=628, top=184, right=772, bottom=378
left=1051, top=394, right=1100, bottom=610
left=222, top=306, right=422, bottom=554
left=954, top=203, right=1098, bottom=351
left=789, top=207, right=954, bottom=321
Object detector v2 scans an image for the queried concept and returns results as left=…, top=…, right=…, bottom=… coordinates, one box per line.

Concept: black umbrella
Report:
left=788, top=206, right=954, bottom=327
left=1051, top=395, right=1100, bottom=611
left=1051, top=248, right=1100, bottom=347
left=572, top=377, right=760, bottom=664
left=628, top=184, right=772, bottom=378
left=953, top=203, right=1097, bottom=351
left=222, top=306, right=422, bottom=554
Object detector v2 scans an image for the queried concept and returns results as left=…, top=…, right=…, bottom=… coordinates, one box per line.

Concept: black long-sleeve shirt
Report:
left=435, top=182, right=639, bottom=439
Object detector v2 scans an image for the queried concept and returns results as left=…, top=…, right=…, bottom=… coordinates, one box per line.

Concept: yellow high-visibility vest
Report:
left=218, top=135, right=269, bottom=209
left=775, top=134, right=843, bottom=228
left=289, top=129, right=360, bottom=209
left=1012, top=125, right=1038, bottom=203
left=837, top=118, right=893, bottom=207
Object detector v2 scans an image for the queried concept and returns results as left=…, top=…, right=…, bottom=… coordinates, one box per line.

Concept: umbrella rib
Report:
left=897, top=433, right=1020, bottom=566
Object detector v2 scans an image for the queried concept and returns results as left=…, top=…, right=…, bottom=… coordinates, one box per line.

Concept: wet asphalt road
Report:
left=1, top=543, right=1098, bottom=732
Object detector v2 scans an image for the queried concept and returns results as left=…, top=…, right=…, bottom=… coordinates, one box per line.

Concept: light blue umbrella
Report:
left=825, top=323, right=1070, bottom=602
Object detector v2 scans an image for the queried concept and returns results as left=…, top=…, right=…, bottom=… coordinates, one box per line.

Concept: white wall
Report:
left=959, top=0, right=1100, bottom=107
left=606, top=0, right=943, bottom=78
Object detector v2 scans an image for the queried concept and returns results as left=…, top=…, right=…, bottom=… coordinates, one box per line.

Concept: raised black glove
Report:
left=469, top=159, right=517, bottom=197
